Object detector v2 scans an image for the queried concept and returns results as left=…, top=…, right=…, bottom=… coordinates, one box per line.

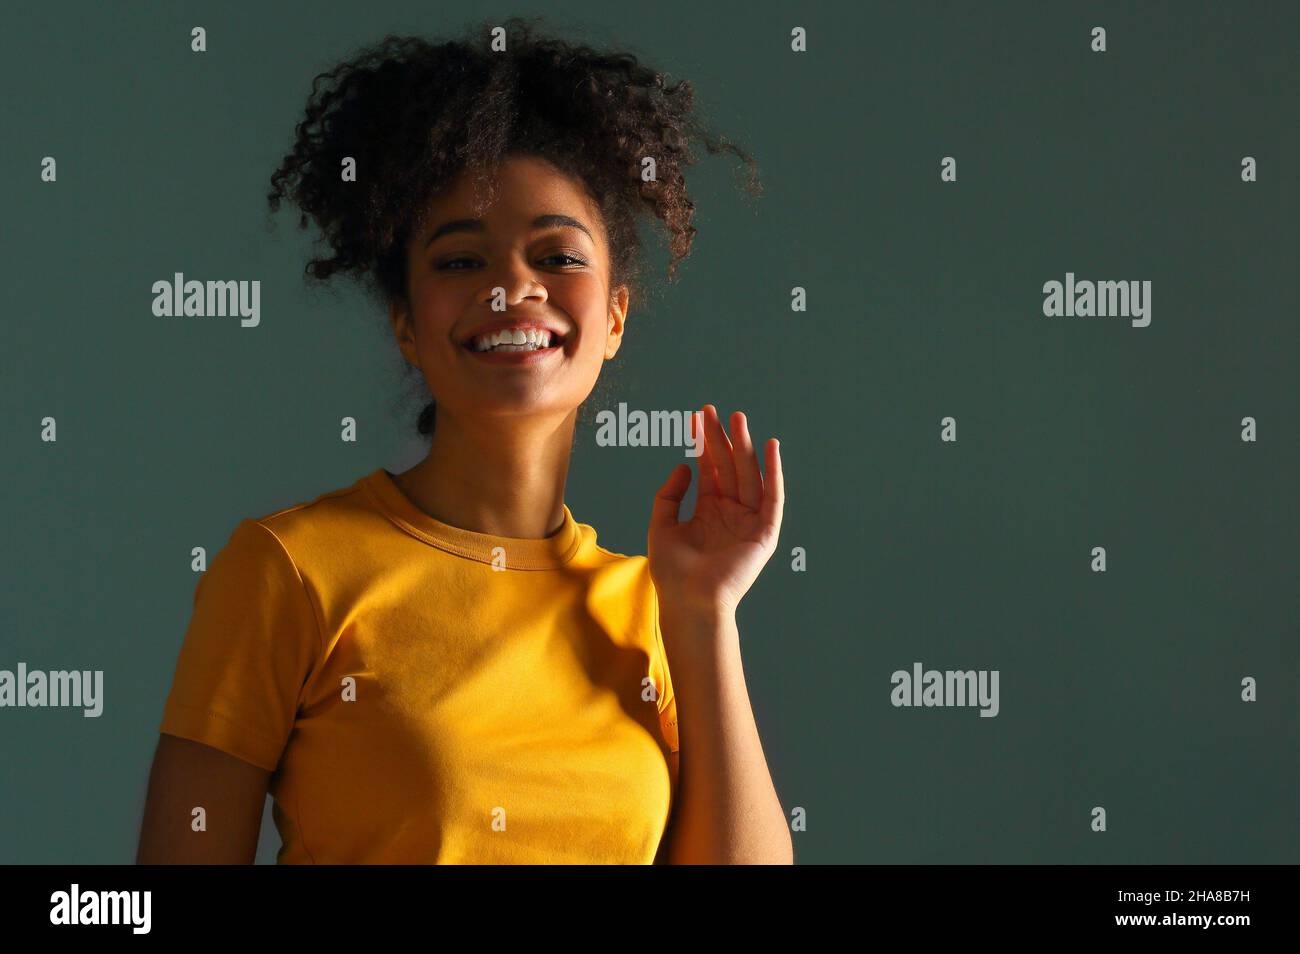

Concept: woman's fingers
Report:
left=730, top=411, right=762, bottom=510
left=693, top=411, right=720, bottom=498
left=759, top=438, right=784, bottom=538
left=702, top=404, right=738, bottom=500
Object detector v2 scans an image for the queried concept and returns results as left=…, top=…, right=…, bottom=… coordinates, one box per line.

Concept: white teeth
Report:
left=470, top=327, right=557, bottom=352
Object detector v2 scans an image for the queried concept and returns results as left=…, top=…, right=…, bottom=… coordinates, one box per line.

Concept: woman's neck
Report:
left=391, top=409, right=575, bottom=540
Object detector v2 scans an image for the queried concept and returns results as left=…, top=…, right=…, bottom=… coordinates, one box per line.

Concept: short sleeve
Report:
left=159, top=518, right=322, bottom=772
left=650, top=584, right=680, bottom=753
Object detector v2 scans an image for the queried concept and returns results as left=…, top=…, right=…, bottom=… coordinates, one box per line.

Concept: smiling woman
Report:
left=140, top=14, right=791, bottom=866
left=389, top=154, right=628, bottom=444
left=263, top=16, right=762, bottom=440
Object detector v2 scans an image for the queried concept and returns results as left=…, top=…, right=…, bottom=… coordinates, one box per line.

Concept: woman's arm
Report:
left=136, top=733, right=269, bottom=864
left=658, top=605, right=792, bottom=864
left=647, top=405, right=791, bottom=864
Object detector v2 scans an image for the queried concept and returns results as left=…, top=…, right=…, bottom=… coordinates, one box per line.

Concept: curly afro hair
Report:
left=265, top=15, right=762, bottom=437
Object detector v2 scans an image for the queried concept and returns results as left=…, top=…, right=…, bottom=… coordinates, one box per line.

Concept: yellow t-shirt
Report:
left=159, top=467, right=679, bottom=864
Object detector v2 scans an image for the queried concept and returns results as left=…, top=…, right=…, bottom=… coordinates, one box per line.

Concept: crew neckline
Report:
left=361, top=467, right=582, bottom=569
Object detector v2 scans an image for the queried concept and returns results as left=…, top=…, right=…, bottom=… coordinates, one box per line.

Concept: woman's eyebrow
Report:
left=425, top=214, right=593, bottom=248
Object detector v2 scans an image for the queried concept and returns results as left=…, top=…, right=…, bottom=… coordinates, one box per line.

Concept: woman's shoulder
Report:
left=580, top=532, right=658, bottom=601
left=578, top=522, right=650, bottom=575
left=217, top=469, right=382, bottom=572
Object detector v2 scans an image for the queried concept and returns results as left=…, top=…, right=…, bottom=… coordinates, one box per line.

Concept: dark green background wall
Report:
left=2, top=1, right=1295, bottom=863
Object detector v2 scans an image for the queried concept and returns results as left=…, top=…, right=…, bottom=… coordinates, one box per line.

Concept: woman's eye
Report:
left=436, top=253, right=588, bottom=271
left=543, top=253, right=588, bottom=267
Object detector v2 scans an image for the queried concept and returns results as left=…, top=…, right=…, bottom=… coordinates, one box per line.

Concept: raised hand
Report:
left=647, top=404, right=785, bottom=617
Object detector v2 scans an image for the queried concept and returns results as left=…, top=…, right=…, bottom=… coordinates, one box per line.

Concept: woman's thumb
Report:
left=649, top=462, right=692, bottom=534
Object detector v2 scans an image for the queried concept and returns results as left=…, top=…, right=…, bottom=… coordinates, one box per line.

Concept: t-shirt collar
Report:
left=362, top=468, right=581, bottom=570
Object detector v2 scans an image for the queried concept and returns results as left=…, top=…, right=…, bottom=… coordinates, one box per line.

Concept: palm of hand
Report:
left=647, top=405, right=785, bottom=615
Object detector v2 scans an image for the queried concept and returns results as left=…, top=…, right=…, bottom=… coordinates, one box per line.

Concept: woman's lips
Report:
left=462, top=341, right=564, bottom=365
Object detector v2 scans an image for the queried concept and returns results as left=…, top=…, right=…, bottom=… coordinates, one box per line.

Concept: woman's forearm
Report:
left=659, top=604, right=793, bottom=865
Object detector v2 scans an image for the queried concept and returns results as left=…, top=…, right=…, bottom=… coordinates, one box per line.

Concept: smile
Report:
left=461, top=337, right=565, bottom=365
left=459, top=322, right=570, bottom=367
left=465, top=327, right=564, bottom=352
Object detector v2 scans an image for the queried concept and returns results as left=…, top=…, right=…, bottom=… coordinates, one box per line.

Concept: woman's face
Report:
left=392, top=154, right=628, bottom=429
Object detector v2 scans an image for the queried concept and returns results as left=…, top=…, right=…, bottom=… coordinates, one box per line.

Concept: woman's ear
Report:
left=605, top=285, right=629, bottom=359
left=390, top=297, right=420, bottom=369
